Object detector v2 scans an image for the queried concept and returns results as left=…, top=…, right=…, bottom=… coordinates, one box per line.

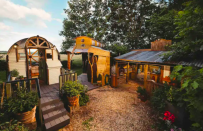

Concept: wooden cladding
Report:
left=151, top=39, right=172, bottom=51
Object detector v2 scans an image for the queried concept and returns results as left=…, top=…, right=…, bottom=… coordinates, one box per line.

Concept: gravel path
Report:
left=60, top=81, right=157, bottom=131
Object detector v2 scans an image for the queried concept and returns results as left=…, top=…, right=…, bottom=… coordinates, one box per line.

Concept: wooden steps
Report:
left=40, top=84, right=70, bottom=131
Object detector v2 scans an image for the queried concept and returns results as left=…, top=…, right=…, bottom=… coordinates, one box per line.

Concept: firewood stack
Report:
left=151, top=39, right=172, bottom=51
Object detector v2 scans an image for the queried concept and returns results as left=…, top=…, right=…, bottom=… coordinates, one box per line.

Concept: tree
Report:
left=60, top=0, right=159, bottom=52
left=163, top=0, right=203, bottom=61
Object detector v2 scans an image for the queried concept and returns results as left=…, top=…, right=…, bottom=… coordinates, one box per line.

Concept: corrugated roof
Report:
left=115, top=51, right=203, bottom=67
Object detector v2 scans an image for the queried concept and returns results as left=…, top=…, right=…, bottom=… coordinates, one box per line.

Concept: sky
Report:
left=0, top=0, right=68, bottom=51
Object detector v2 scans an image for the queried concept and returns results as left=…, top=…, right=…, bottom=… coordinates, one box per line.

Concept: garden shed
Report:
left=7, top=35, right=62, bottom=85
left=66, top=36, right=110, bottom=86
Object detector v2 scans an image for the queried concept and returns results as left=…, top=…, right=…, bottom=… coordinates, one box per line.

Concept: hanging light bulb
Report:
left=13, top=43, right=18, bottom=48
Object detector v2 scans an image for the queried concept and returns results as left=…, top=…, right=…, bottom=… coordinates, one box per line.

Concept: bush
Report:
left=79, top=92, right=89, bottom=106
left=7, top=88, right=38, bottom=113
left=150, top=83, right=170, bottom=112
left=0, top=60, right=7, bottom=71
left=0, top=120, right=29, bottom=131
left=11, top=69, right=19, bottom=77
left=137, top=86, right=147, bottom=96
left=62, top=80, right=86, bottom=97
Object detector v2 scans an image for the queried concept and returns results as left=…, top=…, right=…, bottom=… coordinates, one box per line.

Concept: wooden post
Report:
left=6, top=83, right=11, bottom=99
left=23, top=81, right=26, bottom=88
left=144, top=64, right=149, bottom=89
left=17, top=82, right=20, bottom=89
left=91, top=54, right=94, bottom=84
left=115, top=62, right=118, bottom=79
left=67, top=52, right=71, bottom=70
left=29, top=80, right=32, bottom=91
left=126, top=62, right=129, bottom=83
left=15, top=48, right=18, bottom=62
left=64, top=75, right=66, bottom=83
left=59, top=76, right=62, bottom=91
left=38, top=99, right=43, bottom=126
left=74, top=72, right=77, bottom=81
left=67, top=74, right=70, bottom=81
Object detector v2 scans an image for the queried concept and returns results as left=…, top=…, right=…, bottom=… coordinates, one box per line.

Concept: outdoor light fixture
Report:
left=13, top=43, right=18, bottom=48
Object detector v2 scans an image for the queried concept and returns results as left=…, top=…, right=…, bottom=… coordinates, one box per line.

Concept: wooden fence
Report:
left=59, top=72, right=77, bottom=93
left=1, top=78, right=43, bottom=125
left=146, top=80, right=164, bottom=97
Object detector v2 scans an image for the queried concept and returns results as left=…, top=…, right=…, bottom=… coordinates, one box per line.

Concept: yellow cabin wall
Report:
left=8, top=48, right=26, bottom=77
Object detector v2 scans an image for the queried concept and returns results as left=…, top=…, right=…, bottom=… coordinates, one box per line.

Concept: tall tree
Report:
left=60, top=0, right=159, bottom=52
left=163, top=0, right=203, bottom=61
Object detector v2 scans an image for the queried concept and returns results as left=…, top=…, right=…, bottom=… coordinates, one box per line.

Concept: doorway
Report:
left=27, top=49, right=47, bottom=85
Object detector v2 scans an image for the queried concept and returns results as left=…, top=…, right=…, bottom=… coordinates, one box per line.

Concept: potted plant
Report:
left=17, top=75, right=24, bottom=80
left=136, top=86, right=148, bottom=102
left=62, top=80, right=85, bottom=106
left=7, top=88, right=38, bottom=124
left=11, top=69, right=19, bottom=81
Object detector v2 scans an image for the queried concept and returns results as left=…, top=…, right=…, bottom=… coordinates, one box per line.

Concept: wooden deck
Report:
left=78, top=73, right=99, bottom=90
left=40, top=84, right=70, bottom=131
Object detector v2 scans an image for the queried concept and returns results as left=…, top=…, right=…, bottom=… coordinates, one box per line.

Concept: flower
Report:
left=163, top=111, right=175, bottom=123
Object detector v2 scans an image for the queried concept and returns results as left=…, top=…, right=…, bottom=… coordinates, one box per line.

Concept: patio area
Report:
left=60, top=80, right=157, bottom=131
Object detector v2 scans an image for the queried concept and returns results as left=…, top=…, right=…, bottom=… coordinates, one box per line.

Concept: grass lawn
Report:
left=61, top=54, right=83, bottom=76
left=0, top=71, right=6, bottom=82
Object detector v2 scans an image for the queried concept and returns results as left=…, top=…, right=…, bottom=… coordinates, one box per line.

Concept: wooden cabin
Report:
left=7, top=35, right=62, bottom=85
left=66, top=36, right=110, bottom=86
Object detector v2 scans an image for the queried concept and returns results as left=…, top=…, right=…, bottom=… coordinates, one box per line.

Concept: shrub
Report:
left=7, top=88, right=38, bottom=113
left=0, top=60, right=7, bottom=71
left=62, top=80, right=85, bottom=97
left=79, top=92, right=89, bottom=106
left=11, top=69, right=19, bottom=77
left=136, top=86, right=147, bottom=96
left=150, top=83, right=170, bottom=112
left=0, top=120, right=29, bottom=131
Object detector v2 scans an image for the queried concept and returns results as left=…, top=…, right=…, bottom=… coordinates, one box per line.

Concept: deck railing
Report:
left=59, top=72, right=77, bottom=93
left=146, top=80, right=164, bottom=97
left=2, top=78, right=43, bottom=125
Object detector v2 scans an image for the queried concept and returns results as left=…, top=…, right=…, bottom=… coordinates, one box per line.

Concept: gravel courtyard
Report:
left=61, top=81, right=157, bottom=131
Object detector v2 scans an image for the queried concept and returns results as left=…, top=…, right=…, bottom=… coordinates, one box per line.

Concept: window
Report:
left=47, top=53, right=52, bottom=59
left=18, top=53, right=26, bottom=61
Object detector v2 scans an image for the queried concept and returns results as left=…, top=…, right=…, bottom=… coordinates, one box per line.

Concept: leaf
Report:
left=191, top=81, right=199, bottom=89
left=192, top=123, right=200, bottom=127
left=182, top=79, right=190, bottom=88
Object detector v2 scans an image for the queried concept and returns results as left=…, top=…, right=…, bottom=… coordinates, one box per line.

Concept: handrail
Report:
left=5, top=78, right=41, bottom=98
left=7, top=71, right=11, bottom=82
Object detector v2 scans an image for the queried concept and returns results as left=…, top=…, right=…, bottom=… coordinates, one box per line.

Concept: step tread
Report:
left=43, top=108, right=67, bottom=123
left=45, top=114, right=70, bottom=131
left=41, top=98, right=61, bottom=107
left=42, top=101, right=64, bottom=114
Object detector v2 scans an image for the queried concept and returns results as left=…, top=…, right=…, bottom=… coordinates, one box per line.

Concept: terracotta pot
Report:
left=15, top=106, right=36, bottom=124
left=67, top=95, right=79, bottom=106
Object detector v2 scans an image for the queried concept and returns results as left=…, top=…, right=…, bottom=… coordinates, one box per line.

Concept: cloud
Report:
left=0, top=22, right=11, bottom=30
left=0, top=0, right=51, bottom=28
left=53, top=18, right=62, bottom=23
left=24, top=0, right=48, bottom=8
